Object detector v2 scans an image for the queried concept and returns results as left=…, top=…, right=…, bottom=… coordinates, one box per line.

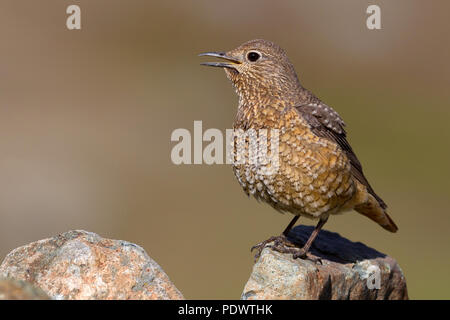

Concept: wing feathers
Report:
left=295, top=101, right=387, bottom=209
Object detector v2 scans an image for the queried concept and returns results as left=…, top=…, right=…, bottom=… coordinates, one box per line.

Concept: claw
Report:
left=250, top=235, right=285, bottom=261
left=251, top=234, right=319, bottom=262
left=251, top=234, right=302, bottom=261
left=293, top=249, right=307, bottom=259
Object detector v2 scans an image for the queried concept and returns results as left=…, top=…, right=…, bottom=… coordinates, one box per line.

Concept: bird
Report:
left=199, top=39, right=397, bottom=260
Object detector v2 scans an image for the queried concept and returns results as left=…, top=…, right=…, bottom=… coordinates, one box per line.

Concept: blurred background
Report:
left=1, top=0, right=449, bottom=299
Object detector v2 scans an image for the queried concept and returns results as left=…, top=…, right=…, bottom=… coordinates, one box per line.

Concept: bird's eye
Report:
left=247, top=51, right=261, bottom=62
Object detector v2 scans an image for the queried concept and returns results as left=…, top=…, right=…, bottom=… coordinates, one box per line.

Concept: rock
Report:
left=0, top=278, right=50, bottom=300
left=0, top=230, right=184, bottom=300
left=242, top=225, right=408, bottom=300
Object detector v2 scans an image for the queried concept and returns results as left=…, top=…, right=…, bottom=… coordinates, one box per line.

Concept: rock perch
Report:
left=0, top=278, right=50, bottom=300
left=242, top=225, right=408, bottom=300
left=0, top=230, right=184, bottom=300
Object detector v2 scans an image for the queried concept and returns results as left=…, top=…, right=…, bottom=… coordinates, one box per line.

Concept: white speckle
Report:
left=256, top=182, right=263, bottom=191
left=336, top=185, right=345, bottom=195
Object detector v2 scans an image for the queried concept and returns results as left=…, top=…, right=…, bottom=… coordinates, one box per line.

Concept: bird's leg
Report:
left=265, top=215, right=328, bottom=264
left=250, top=215, right=299, bottom=261
left=292, top=216, right=328, bottom=259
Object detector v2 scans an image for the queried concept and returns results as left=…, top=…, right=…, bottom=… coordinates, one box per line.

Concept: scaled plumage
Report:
left=200, top=39, right=397, bottom=259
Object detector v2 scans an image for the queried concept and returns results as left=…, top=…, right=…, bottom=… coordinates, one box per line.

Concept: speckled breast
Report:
left=231, top=108, right=356, bottom=219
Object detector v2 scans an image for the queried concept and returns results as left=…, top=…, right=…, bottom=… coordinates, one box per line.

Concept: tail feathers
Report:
left=355, top=194, right=398, bottom=233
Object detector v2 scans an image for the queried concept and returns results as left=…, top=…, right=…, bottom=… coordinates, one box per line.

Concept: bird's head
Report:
left=200, top=39, right=302, bottom=99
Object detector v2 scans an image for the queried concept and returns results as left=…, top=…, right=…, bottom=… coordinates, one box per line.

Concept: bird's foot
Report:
left=270, top=243, right=322, bottom=264
left=252, top=235, right=322, bottom=264
left=268, top=239, right=306, bottom=258
left=250, top=234, right=296, bottom=262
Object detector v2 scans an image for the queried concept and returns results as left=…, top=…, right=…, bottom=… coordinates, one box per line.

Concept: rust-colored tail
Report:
left=355, top=193, right=398, bottom=233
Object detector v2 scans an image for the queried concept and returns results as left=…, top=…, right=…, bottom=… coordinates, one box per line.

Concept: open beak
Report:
left=199, top=52, right=242, bottom=70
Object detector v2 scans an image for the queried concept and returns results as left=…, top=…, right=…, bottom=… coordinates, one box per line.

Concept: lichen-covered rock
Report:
left=242, top=225, right=408, bottom=300
left=0, top=230, right=184, bottom=300
left=0, top=278, right=50, bottom=300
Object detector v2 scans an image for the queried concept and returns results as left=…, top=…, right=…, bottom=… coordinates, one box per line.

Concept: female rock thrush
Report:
left=200, top=39, right=397, bottom=260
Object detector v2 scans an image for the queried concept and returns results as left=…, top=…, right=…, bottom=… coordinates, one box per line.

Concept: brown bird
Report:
left=200, top=39, right=397, bottom=260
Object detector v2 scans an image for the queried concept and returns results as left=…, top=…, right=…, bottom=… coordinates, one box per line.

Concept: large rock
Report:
left=0, top=278, right=50, bottom=300
left=242, top=225, right=408, bottom=300
left=0, top=230, right=184, bottom=300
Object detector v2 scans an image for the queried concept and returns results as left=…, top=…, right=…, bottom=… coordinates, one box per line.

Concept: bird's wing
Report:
left=295, top=102, right=387, bottom=209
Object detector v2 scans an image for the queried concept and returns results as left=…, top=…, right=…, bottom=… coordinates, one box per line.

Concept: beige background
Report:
left=1, top=0, right=449, bottom=299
